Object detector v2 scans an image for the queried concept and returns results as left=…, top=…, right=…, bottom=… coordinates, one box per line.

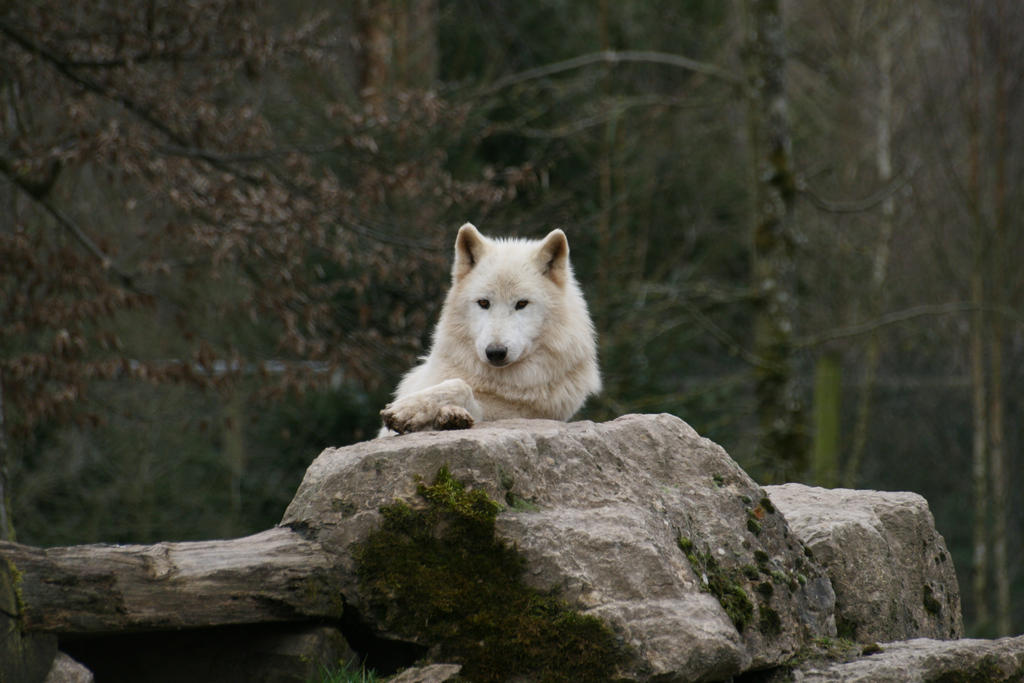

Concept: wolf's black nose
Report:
left=486, top=344, right=508, bottom=365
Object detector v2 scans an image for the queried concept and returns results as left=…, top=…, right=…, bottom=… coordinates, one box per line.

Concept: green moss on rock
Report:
left=923, top=584, right=943, bottom=616
left=1, top=556, right=58, bottom=683
left=759, top=605, right=782, bottom=635
left=781, top=636, right=863, bottom=672
left=678, top=536, right=754, bottom=632
left=354, top=466, right=624, bottom=682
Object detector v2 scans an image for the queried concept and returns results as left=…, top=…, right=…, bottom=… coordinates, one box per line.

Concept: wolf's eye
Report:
left=515, top=299, right=529, bottom=310
left=477, top=299, right=490, bottom=309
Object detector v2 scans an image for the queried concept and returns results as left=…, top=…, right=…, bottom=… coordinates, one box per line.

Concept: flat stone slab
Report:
left=794, top=636, right=1024, bottom=681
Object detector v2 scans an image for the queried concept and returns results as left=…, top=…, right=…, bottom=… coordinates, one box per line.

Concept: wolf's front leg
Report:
left=380, top=378, right=484, bottom=435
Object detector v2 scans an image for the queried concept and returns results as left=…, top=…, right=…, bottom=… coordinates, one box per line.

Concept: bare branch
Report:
left=487, top=94, right=731, bottom=139
left=650, top=297, right=784, bottom=373
left=482, top=49, right=740, bottom=95
left=0, top=159, right=136, bottom=287
left=39, top=199, right=138, bottom=288
left=801, top=160, right=921, bottom=214
left=0, top=18, right=260, bottom=184
left=0, top=19, right=181, bottom=143
left=797, top=302, right=1024, bottom=348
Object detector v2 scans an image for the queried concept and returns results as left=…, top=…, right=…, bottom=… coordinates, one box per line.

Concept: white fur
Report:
left=379, top=223, right=601, bottom=435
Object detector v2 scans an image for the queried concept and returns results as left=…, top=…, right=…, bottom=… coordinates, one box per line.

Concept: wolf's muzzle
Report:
left=485, top=344, right=509, bottom=366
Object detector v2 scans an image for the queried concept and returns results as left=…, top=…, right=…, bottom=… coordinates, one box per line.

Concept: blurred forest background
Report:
left=1, top=0, right=1021, bottom=638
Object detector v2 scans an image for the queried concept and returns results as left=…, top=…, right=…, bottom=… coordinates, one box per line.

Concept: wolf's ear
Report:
left=536, top=229, right=569, bottom=286
left=453, top=222, right=487, bottom=282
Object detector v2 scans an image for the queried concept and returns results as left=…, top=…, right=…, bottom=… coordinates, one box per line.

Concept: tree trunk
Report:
left=968, top=268, right=989, bottom=631
left=966, top=2, right=990, bottom=633
left=743, top=0, right=805, bottom=481
left=222, top=390, right=246, bottom=537
left=989, top=0, right=1010, bottom=635
left=988, top=320, right=1008, bottom=635
left=812, top=353, right=840, bottom=488
left=357, top=0, right=439, bottom=101
left=596, top=0, right=613, bottom=315
left=0, top=374, right=12, bottom=541
left=0, top=527, right=344, bottom=634
left=845, top=9, right=897, bottom=487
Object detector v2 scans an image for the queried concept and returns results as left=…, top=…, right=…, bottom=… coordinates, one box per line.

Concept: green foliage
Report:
left=313, top=660, right=379, bottom=683
left=11, top=382, right=383, bottom=545
left=244, top=384, right=387, bottom=526
left=354, top=467, right=625, bottom=682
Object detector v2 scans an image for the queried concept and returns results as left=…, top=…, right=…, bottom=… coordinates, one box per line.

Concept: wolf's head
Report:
left=448, top=222, right=573, bottom=369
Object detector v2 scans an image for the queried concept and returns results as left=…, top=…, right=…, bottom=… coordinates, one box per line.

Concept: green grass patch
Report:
left=313, top=660, right=379, bottom=683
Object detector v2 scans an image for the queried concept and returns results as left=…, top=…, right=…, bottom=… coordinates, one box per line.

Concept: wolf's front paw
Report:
left=379, top=401, right=417, bottom=435
left=380, top=378, right=482, bottom=435
left=435, top=404, right=475, bottom=430
left=380, top=396, right=475, bottom=434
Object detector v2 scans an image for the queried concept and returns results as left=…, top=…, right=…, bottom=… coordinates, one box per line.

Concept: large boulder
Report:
left=283, top=413, right=836, bottom=681
left=765, top=484, right=962, bottom=642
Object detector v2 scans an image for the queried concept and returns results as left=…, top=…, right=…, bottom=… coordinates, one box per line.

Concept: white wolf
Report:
left=379, top=223, right=600, bottom=435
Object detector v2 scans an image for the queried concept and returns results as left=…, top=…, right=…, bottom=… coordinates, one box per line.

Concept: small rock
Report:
left=387, top=663, right=462, bottom=683
left=44, top=652, right=93, bottom=683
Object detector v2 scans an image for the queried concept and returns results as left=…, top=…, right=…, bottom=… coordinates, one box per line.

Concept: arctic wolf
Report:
left=380, top=223, right=600, bottom=435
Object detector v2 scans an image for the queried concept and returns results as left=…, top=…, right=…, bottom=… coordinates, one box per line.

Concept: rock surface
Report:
left=2, top=412, right=995, bottom=683
left=284, top=413, right=837, bottom=681
left=793, top=636, right=1024, bottom=681
left=766, top=484, right=962, bottom=642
